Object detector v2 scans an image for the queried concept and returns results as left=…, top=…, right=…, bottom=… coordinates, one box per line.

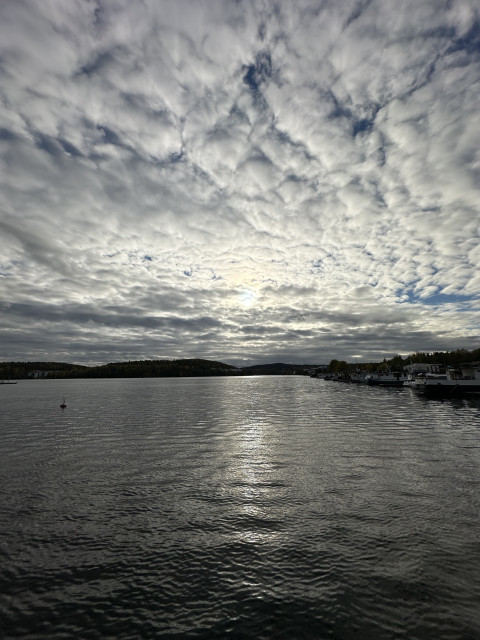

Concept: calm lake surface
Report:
left=1, top=376, right=479, bottom=639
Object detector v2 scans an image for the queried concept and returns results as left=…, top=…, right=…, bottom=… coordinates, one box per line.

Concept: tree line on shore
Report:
left=326, top=348, right=480, bottom=374
left=1, top=348, right=479, bottom=380
left=0, top=359, right=237, bottom=380
left=0, top=359, right=318, bottom=379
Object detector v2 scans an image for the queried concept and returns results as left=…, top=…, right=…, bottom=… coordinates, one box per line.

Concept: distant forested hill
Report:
left=84, top=359, right=237, bottom=378
left=0, top=359, right=237, bottom=379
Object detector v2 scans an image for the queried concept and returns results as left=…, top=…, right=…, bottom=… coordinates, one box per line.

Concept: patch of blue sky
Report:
left=405, top=289, right=473, bottom=307
left=423, top=292, right=472, bottom=306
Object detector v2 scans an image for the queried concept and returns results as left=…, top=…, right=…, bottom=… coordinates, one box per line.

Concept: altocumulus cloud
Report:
left=1, top=0, right=480, bottom=365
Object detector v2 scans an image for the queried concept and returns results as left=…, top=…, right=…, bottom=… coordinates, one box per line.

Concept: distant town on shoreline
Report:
left=1, top=348, right=479, bottom=380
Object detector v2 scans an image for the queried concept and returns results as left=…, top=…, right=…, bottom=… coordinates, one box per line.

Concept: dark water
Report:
left=1, top=376, right=479, bottom=639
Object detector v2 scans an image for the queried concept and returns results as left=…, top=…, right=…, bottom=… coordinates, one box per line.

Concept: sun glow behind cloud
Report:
left=0, top=0, right=479, bottom=365
left=239, top=288, right=258, bottom=308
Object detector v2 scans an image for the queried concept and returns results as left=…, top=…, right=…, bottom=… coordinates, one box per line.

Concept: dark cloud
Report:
left=448, top=18, right=480, bottom=55
left=0, top=127, right=18, bottom=141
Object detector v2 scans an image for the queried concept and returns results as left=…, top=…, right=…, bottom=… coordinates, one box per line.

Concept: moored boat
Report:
left=410, top=362, right=480, bottom=397
left=365, top=370, right=408, bottom=386
left=403, top=369, right=446, bottom=388
left=349, top=372, right=366, bottom=383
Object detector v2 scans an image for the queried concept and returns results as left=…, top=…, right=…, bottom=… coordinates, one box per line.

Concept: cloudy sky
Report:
left=1, top=0, right=480, bottom=366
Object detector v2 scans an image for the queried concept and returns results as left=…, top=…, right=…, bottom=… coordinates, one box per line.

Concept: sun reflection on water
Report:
left=229, top=414, right=285, bottom=545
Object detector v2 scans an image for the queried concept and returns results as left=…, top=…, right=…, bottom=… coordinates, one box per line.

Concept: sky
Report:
left=1, top=0, right=480, bottom=367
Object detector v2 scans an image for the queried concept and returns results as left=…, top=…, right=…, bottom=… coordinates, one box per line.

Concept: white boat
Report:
left=403, top=369, right=446, bottom=388
left=349, top=372, right=366, bottom=383
left=410, top=362, right=480, bottom=397
left=364, top=370, right=408, bottom=386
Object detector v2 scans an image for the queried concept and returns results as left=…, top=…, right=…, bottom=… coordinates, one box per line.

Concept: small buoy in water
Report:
left=60, top=399, right=67, bottom=409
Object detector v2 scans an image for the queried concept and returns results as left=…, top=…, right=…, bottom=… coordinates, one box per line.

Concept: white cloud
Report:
left=1, top=0, right=479, bottom=365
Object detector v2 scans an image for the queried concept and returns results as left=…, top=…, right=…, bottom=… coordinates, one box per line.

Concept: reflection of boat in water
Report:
left=364, top=371, right=408, bottom=386
left=410, top=362, right=480, bottom=397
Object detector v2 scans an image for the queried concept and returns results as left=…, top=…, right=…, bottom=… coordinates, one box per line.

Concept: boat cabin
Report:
left=449, top=362, right=480, bottom=380
left=404, top=363, right=442, bottom=373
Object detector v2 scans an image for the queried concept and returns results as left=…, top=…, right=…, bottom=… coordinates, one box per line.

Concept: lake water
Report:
left=1, top=376, right=479, bottom=639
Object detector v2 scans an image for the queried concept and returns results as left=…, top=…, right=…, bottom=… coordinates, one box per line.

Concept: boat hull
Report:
left=412, top=381, right=480, bottom=397
left=366, top=379, right=406, bottom=387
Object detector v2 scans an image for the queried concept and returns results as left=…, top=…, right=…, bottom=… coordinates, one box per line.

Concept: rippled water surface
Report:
left=1, top=376, right=480, bottom=639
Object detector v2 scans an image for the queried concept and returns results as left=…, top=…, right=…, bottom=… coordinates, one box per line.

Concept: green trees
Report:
left=327, top=359, right=349, bottom=373
left=382, top=348, right=479, bottom=369
left=324, top=348, right=480, bottom=376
